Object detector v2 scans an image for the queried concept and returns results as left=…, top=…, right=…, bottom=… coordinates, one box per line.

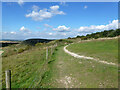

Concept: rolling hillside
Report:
left=2, top=37, right=119, bottom=88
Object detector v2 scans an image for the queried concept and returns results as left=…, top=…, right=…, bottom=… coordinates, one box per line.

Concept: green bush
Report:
left=18, top=48, right=24, bottom=53
left=35, top=43, right=43, bottom=46
left=24, top=45, right=31, bottom=50
left=68, top=37, right=72, bottom=39
left=81, top=37, right=87, bottom=40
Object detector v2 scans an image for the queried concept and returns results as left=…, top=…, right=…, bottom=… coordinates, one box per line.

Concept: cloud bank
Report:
left=2, top=20, right=118, bottom=40
left=77, top=20, right=118, bottom=33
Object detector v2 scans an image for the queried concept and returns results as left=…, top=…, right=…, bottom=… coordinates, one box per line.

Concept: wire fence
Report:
left=4, top=43, right=58, bottom=88
left=3, top=41, right=74, bottom=89
left=28, top=44, right=57, bottom=88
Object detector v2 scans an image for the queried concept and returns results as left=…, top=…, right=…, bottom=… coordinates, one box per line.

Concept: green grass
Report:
left=2, top=45, right=48, bottom=88
left=67, top=39, right=118, bottom=64
left=40, top=46, right=118, bottom=88
left=2, top=39, right=118, bottom=88
left=2, top=44, right=32, bottom=57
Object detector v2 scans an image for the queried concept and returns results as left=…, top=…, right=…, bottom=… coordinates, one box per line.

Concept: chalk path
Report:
left=64, top=44, right=117, bottom=66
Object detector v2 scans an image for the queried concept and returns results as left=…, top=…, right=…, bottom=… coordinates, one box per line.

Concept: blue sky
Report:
left=2, top=1, right=118, bottom=40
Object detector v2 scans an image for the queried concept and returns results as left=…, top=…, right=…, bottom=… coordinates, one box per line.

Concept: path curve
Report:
left=64, top=44, right=117, bottom=66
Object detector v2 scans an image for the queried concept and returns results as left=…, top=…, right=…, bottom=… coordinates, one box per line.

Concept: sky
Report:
left=2, top=1, right=118, bottom=40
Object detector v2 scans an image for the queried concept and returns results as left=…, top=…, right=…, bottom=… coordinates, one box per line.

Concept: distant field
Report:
left=67, top=38, right=118, bottom=64
left=0, top=41, right=11, bottom=42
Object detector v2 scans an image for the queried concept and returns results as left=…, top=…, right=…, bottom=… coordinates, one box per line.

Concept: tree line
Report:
left=68, top=29, right=120, bottom=40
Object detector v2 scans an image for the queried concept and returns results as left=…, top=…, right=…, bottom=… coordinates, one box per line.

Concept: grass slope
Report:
left=2, top=45, right=47, bottom=88
left=2, top=38, right=118, bottom=88
left=40, top=46, right=118, bottom=88
left=67, top=39, right=118, bottom=64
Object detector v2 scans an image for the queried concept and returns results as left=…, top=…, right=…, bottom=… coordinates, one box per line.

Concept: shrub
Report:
left=81, top=37, right=87, bottom=40
left=35, top=43, right=43, bottom=46
left=18, top=48, right=24, bottom=53
left=68, top=37, right=71, bottom=39
left=14, top=48, right=18, bottom=52
left=24, top=45, right=31, bottom=50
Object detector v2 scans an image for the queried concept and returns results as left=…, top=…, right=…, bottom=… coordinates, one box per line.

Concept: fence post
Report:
left=51, top=46, right=53, bottom=55
left=46, top=47, right=48, bottom=60
left=5, top=70, right=11, bottom=89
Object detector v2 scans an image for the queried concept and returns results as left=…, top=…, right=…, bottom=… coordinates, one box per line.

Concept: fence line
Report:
left=5, top=44, right=58, bottom=88
left=34, top=45, right=57, bottom=87
left=28, top=44, right=57, bottom=88
left=28, top=47, right=49, bottom=88
left=46, top=47, right=48, bottom=60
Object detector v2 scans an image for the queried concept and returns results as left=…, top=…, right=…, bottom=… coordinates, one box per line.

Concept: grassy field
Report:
left=40, top=46, right=118, bottom=88
left=2, top=43, right=55, bottom=88
left=2, top=38, right=118, bottom=88
left=67, top=39, right=118, bottom=64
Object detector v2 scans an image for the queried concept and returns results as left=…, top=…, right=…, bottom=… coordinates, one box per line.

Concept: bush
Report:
left=24, top=45, right=31, bottom=50
left=81, top=37, right=87, bottom=40
left=35, top=43, right=43, bottom=46
left=68, top=37, right=71, bottom=39
left=18, top=48, right=24, bottom=53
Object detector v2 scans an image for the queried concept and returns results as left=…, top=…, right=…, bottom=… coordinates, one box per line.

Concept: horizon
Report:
left=2, top=2, right=118, bottom=40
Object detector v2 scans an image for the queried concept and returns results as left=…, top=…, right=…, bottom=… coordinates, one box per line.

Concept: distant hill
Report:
left=0, top=39, right=23, bottom=41
left=22, top=38, right=53, bottom=46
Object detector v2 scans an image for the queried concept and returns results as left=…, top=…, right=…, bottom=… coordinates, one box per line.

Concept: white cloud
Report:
left=77, top=19, right=118, bottom=33
left=48, top=33, right=53, bottom=35
left=2, top=31, right=70, bottom=40
left=10, top=32, right=16, bottom=34
left=50, top=5, right=65, bottom=15
left=44, top=24, right=53, bottom=28
left=25, top=5, right=65, bottom=21
left=18, top=0, right=24, bottom=6
left=3, top=20, right=118, bottom=40
left=84, top=5, right=88, bottom=9
left=53, top=25, right=70, bottom=32
left=50, top=5, right=59, bottom=11
left=20, top=26, right=27, bottom=31
left=25, top=9, right=52, bottom=21
left=19, top=26, right=31, bottom=34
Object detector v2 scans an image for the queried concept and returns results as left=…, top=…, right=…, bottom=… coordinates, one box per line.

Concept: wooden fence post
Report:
left=51, top=46, right=53, bottom=55
left=5, top=70, right=11, bottom=89
left=46, top=47, right=48, bottom=60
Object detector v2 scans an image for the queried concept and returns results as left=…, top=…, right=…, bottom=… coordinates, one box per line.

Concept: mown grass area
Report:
left=67, top=38, right=118, bottom=64
left=40, top=46, right=118, bottom=88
